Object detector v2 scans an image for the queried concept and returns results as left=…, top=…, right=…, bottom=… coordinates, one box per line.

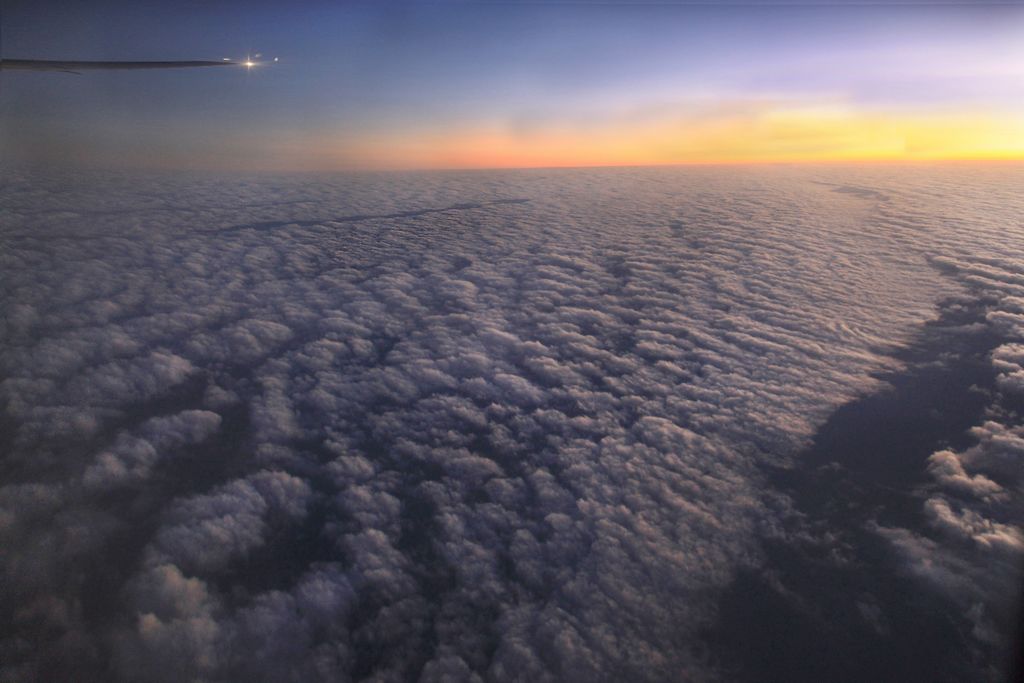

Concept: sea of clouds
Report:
left=1, top=165, right=1021, bottom=681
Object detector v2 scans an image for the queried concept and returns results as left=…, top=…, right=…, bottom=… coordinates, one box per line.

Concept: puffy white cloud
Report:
left=925, top=450, right=1003, bottom=499
left=924, top=497, right=1024, bottom=553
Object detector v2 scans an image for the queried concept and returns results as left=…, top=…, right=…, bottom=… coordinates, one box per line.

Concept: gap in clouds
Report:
left=707, top=285, right=1024, bottom=682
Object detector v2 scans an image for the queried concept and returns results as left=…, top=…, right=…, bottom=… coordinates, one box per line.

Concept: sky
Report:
left=1, top=0, right=1023, bottom=170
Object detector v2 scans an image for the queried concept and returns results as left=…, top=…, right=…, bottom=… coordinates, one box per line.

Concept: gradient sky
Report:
left=2, top=0, right=1022, bottom=170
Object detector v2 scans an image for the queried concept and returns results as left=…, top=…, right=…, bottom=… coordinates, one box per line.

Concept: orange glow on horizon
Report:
left=142, top=103, right=1024, bottom=173
left=309, top=104, right=1024, bottom=171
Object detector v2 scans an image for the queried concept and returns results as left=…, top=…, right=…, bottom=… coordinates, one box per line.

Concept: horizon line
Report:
left=3, top=156, right=1023, bottom=176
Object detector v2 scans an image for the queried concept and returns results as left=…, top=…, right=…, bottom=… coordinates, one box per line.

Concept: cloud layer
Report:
left=1, top=165, right=1021, bottom=681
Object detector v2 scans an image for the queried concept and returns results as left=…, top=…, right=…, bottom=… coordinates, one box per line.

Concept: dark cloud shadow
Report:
left=215, top=199, right=531, bottom=235
left=704, top=292, right=1020, bottom=682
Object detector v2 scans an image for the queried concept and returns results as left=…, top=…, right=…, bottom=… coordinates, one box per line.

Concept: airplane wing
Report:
left=0, top=59, right=249, bottom=72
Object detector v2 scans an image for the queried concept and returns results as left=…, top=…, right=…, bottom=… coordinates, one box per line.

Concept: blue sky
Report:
left=2, top=0, right=1022, bottom=168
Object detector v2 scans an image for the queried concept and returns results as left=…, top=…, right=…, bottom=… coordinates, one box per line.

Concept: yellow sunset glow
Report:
left=328, top=104, right=1024, bottom=170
